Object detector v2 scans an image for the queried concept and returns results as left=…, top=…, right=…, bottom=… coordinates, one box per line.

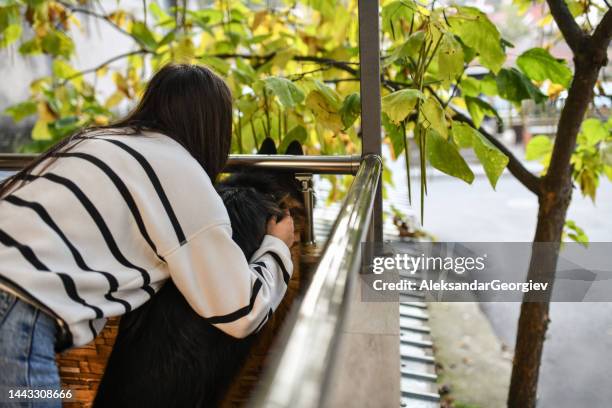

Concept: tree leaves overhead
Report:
left=262, top=77, right=305, bottom=109
left=131, top=22, right=158, bottom=51
left=448, top=6, right=506, bottom=73
left=382, top=89, right=424, bottom=124
left=427, top=128, right=474, bottom=184
left=496, top=68, right=547, bottom=105
left=420, top=96, right=447, bottom=140
left=517, top=48, right=572, bottom=88
left=4, top=101, right=37, bottom=122
left=471, top=128, right=508, bottom=188
left=525, top=135, right=553, bottom=171
left=339, top=93, right=360, bottom=129
left=279, top=125, right=307, bottom=153
left=385, top=31, right=425, bottom=66
left=437, top=34, right=464, bottom=83
left=382, top=0, right=415, bottom=40
left=451, top=122, right=508, bottom=188
left=1, top=0, right=594, bottom=214
left=465, top=96, right=500, bottom=128
left=305, top=90, right=343, bottom=133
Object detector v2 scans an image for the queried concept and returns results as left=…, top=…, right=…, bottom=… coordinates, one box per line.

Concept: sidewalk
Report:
left=428, top=302, right=512, bottom=408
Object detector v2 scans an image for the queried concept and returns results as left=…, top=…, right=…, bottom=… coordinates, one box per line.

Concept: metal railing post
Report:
left=295, top=173, right=315, bottom=246
left=358, top=0, right=383, bottom=243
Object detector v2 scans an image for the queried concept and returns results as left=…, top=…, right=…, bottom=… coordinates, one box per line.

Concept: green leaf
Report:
left=437, top=34, right=464, bottom=83
left=517, top=48, right=572, bottom=88
left=383, top=113, right=405, bottom=158
left=565, top=220, right=588, bottom=247
left=452, top=123, right=508, bottom=187
left=382, top=89, right=424, bottom=124
left=310, top=0, right=336, bottom=18
left=382, top=1, right=415, bottom=40
left=385, top=31, right=425, bottom=66
left=448, top=7, right=506, bottom=73
left=200, top=56, right=230, bottom=75
left=32, top=119, right=52, bottom=140
left=305, top=90, right=343, bottom=132
left=4, top=101, right=37, bottom=122
left=420, top=96, right=447, bottom=139
left=465, top=96, right=500, bottom=128
left=131, top=22, right=158, bottom=50
left=339, top=93, right=361, bottom=129
left=18, top=38, right=42, bottom=55
left=233, top=58, right=256, bottom=85
left=579, top=118, right=608, bottom=146
left=496, top=68, right=547, bottom=105
left=525, top=135, right=553, bottom=161
left=451, top=121, right=474, bottom=148
left=263, top=77, right=305, bottom=108
left=158, top=31, right=176, bottom=47
left=427, top=128, right=474, bottom=183
left=52, top=59, right=78, bottom=79
left=480, top=74, right=499, bottom=96
left=0, top=23, right=21, bottom=47
left=149, top=2, right=172, bottom=22
left=471, top=127, right=508, bottom=188
left=460, top=76, right=481, bottom=97
left=41, top=31, right=74, bottom=58
left=279, top=125, right=307, bottom=153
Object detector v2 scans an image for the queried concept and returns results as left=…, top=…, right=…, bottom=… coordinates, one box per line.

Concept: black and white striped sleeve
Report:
left=164, top=222, right=293, bottom=338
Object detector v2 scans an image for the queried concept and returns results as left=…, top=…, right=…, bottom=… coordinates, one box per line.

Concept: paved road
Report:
left=395, top=168, right=612, bottom=407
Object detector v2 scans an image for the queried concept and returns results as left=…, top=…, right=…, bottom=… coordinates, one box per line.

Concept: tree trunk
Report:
left=507, top=48, right=606, bottom=407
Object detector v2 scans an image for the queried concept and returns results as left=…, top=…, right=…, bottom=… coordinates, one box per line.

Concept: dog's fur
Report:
left=94, top=140, right=305, bottom=408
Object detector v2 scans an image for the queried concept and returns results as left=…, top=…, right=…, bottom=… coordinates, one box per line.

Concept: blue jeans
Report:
left=0, top=289, right=61, bottom=407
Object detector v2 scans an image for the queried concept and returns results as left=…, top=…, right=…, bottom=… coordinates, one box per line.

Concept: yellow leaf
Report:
left=37, top=101, right=56, bottom=122
left=306, top=91, right=343, bottom=133
left=96, top=66, right=108, bottom=77
left=93, top=115, right=109, bottom=125
left=173, top=37, right=195, bottom=63
left=68, top=15, right=81, bottom=29
left=538, top=14, right=553, bottom=27
left=547, top=82, right=564, bottom=98
left=32, top=119, right=52, bottom=140
left=105, top=91, right=125, bottom=109
left=451, top=97, right=467, bottom=110
left=252, top=10, right=267, bottom=30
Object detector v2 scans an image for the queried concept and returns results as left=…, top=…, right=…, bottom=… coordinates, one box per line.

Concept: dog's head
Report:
left=217, top=187, right=283, bottom=259
left=218, top=138, right=308, bottom=255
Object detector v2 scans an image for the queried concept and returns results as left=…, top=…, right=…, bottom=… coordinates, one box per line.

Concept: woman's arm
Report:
left=164, top=222, right=293, bottom=338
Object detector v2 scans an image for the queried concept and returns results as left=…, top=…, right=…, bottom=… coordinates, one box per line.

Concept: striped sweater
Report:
left=0, top=130, right=293, bottom=347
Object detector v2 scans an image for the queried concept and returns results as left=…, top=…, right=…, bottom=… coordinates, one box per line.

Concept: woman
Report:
left=0, top=64, right=294, bottom=406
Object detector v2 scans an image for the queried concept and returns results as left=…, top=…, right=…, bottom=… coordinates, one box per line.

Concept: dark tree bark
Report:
left=508, top=4, right=612, bottom=407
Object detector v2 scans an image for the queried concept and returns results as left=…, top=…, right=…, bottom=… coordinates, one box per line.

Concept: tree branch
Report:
left=61, top=50, right=152, bottom=84
left=451, top=109, right=543, bottom=195
left=590, top=9, right=612, bottom=53
left=57, top=0, right=140, bottom=45
left=210, top=53, right=359, bottom=75
left=546, top=0, right=587, bottom=53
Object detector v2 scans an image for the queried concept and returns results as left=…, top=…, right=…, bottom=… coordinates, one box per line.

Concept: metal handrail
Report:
left=250, top=154, right=383, bottom=408
left=0, top=153, right=360, bottom=174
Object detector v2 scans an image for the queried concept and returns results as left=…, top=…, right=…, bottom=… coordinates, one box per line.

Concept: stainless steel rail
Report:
left=250, top=154, right=383, bottom=408
left=0, top=153, right=360, bottom=174
left=225, top=154, right=360, bottom=175
left=0, top=154, right=36, bottom=170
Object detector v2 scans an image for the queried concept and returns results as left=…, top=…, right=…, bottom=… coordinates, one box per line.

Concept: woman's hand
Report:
left=267, top=211, right=294, bottom=249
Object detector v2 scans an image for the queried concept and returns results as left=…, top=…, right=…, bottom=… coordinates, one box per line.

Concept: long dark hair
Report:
left=0, top=63, right=233, bottom=196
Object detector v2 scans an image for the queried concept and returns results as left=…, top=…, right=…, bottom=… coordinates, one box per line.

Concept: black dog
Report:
left=94, top=139, right=304, bottom=408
